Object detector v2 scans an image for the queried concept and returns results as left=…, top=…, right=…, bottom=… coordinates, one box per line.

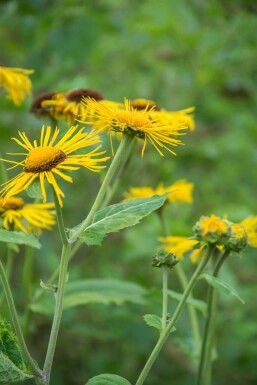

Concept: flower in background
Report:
left=0, top=125, right=109, bottom=207
left=0, top=65, right=34, bottom=106
left=0, top=196, right=55, bottom=234
left=239, top=216, right=257, bottom=248
left=123, top=179, right=194, bottom=204
left=81, top=98, right=188, bottom=156
left=130, top=98, right=195, bottom=131
left=41, top=89, right=104, bottom=123
left=30, top=92, right=57, bottom=118
left=159, top=236, right=199, bottom=260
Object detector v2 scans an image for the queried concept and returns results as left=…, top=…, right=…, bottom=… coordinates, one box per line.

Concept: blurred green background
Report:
left=1, top=1, right=257, bottom=384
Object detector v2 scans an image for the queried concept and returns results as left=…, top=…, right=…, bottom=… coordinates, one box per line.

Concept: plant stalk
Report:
left=135, top=245, right=215, bottom=385
left=196, top=249, right=230, bottom=385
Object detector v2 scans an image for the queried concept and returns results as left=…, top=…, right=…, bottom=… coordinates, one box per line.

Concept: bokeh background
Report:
left=1, top=1, right=257, bottom=384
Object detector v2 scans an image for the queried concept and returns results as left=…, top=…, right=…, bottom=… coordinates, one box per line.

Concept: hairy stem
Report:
left=196, top=249, right=230, bottom=385
left=135, top=245, right=214, bottom=385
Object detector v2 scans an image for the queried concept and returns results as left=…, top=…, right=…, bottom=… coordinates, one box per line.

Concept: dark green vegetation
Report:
left=1, top=1, right=257, bottom=384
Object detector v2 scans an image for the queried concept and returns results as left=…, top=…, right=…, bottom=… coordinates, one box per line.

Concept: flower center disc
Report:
left=115, top=111, right=152, bottom=131
left=24, top=147, right=67, bottom=173
left=0, top=197, right=25, bottom=210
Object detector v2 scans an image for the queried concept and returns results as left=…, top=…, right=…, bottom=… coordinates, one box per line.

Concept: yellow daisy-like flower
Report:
left=42, top=89, right=104, bottom=124
left=81, top=98, right=187, bottom=156
left=0, top=125, right=109, bottom=207
left=239, top=216, right=257, bottom=247
left=130, top=98, right=161, bottom=111
left=123, top=179, right=194, bottom=204
left=0, top=65, right=34, bottom=106
left=159, top=236, right=199, bottom=260
left=0, top=196, right=55, bottom=234
left=152, top=107, right=195, bottom=131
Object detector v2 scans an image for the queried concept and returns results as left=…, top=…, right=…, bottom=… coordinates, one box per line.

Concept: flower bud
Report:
left=225, top=224, right=248, bottom=252
left=193, top=214, right=231, bottom=245
left=152, top=251, right=179, bottom=269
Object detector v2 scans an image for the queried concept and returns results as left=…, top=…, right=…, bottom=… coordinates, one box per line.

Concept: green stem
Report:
left=161, top=266, right=168, bottom=332
left=157, top=209, right=201, bottom=353
left=0, top=258, right=42, bottom=379
left=69, top=133, right=134, bottom=243
left=135, top=245, right=215, bottom=385
left=196, top=249, right=230, bottom=385
left=0, top=247, right=13, bottom=309
left=42, top=190, right=70, bottom=384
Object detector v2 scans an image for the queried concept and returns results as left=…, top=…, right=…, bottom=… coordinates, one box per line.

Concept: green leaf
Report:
left=167, top=290, right=207, bottom=315
left=0, top=319, right=25, bottom=371
left=0, top=352, right=33, bottom=384
left=30, top=278, right=148, bottom=315
left=0, top=230, right=41, bottom=249
left=69, top=194, right=166, bottom=246
left=86, top=374, right=131, bottom=385
left=143, top=314, right=162, bottom=332
left=25, top=180, right=43, bottom=199
left=199, top=273, right=245, bottom=304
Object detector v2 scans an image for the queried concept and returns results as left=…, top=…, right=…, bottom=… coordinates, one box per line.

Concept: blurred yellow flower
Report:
left=0, top=196, right=55, bottom=234
left=123, top=179, right=194, bottom=204
left=81, top=98, right=188, bottom=156
left=159, top=236, right=199, bottom=260
left=42, top=89, right=104, bottom=124
left=0, top=125, right=109, bottom=207
left=194, top=214, right=231, bottom=244
left=239, top=216, right=257, bottom=247
left=0, top=65, right=34, bottom=106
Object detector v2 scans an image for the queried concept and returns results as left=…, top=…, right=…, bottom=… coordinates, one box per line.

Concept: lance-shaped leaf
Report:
left=199, top=273, right=245, bottom=304
left=70, top=194, right=166, bottom=246
left=86, top=373, right=131, bottom=385
left=30, top=278, right=148, bottom=315
left=0, top=230, right=41, bottom=249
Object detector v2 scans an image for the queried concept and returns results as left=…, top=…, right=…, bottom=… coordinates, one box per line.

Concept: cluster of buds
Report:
left=193, top=214, right=248, bottom=253
left=152, top=251, right=179, bottom=269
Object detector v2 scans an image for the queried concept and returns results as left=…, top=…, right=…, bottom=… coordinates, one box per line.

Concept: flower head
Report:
left=0, top=125, right=109, bottom=207
left=123, top=179, right=193, bottom=204
left=0, top=196, right=55, bottom=234
left=152, top=107, right=195, bottom=131
left=130, top=98, right=161, bottom=111
left=0, top=65, right=34, bottom=106
left=225, top=223, right=248, bottom=252
left=41, top=89, right=104, bottom=124
left=193, top=214, right=231, bottom=245
left=81, top=98, right=188, bottom=156
left=239, top=216, right=257, bottom=248
left=159, top=236, right=199, bottom=260
left=30, top=92, right=57, bottom=118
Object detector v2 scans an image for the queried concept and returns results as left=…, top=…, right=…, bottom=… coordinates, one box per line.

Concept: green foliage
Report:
left=0, top=320, right=33, bottom=384
left=86, top=373, right=131, bottom=385
left=30, top=278, right=148, bottom=315
left=0, top=230, right=41, bottom=248
left=199, top=273, right=245, bottom=304
left=143, top=314, right=162, bottom=332
left=168, top=289, right=207, bottom=315
left=25, top=180, right=43, bottom=199
left=70, top=194, right=167, bottom=246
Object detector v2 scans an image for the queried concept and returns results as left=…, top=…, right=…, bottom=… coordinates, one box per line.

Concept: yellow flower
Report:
left=30, top=92, right=57, bottom=118
left=130, top=98, right=161, bottom=111
left=130, top=99, right=195, bottom=131
left=194, top=214, right=231, bottom=245
left=152, top=107, right=195, bottom=131
left=123, top=179, right=193, bottom=204
left=42, top=89, right=104, bottom=124
left=0, top=125, right=109, bottom=207
left=239, top=216, right=257, bottom=247
left=0, top=65, right=34, bottom=106
left=159, top=236, right=199, bottom=260
left=81, top=98, right=187, bottom=156
left=0, top=196, right=55, bottom=234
